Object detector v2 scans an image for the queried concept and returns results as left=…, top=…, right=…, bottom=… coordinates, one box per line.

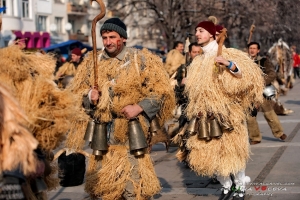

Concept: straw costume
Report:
left=66, top=18, right=175, bottom=200
left=0, top=44, right=83, bottom=198
left=181, top=21, right=264, bottom=199
left=0, top=83, right=39, bottom=199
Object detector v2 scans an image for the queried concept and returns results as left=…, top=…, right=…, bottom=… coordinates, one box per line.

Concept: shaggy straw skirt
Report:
left=85, top=145, right=161, bottom=200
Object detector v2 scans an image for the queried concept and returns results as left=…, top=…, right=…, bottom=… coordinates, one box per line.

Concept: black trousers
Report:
left=294, top=67, right=300, bottom=79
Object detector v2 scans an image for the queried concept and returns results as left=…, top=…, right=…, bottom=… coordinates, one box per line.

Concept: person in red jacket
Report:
left=291, top=46, right=300, bottom=79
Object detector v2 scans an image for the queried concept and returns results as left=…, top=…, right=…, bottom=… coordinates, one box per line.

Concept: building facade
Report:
left=0, top=0, right=159, bottom=50
left=0, top=0, right=106, bottom=49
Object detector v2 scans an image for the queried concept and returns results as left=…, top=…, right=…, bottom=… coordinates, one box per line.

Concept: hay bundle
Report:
left=184, top=47, right=264, bottom=177
left=0, top=83, right=38, bottom=175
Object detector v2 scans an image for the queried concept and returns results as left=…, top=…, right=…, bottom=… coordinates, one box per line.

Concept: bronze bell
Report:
left=220, top=122, right=234, bottom=132
left=149, top=116, right=160, bottom=136
left=128, top=119, right=148, bottom=157
left=31, top=177, right=48, bottom=193
left=197, top=119, right=210, bottom=140
left=209, top=119, right=223, bottom=138
left=186, top=117, right=198, bottom=135
left=91, top=122, right=108, bottom=156
left=84, top=119, right=95, bottom=144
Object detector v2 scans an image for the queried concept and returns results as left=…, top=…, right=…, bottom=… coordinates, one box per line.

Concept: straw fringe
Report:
left=136, top=154, right=161, bottom=199
left=186, top=122, right=249, bottom=177
left=85, top=146, right=160, bottom=199
left=149, top=128, right=168, bottom=146
left=65, top=118, right=88, bottom=150
left=85, top=146, right=130, bottom=199
left=176, top=149, right=188, bottom=162
left=44, top=162, right=59, bottom=191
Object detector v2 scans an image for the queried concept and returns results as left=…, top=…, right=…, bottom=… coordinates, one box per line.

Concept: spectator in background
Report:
left=9, top=36, right=26, bottom=49
left=53, top=48, right=64, bottom=75
left=291, top=46, right=300, bottom=79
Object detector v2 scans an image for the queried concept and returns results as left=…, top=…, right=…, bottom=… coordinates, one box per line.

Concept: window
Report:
left=69, top=20, right=75, bottom=33
left=1, top=0, right=6, bottom=14
left=22, top=0, right=29, bottom=18
left=37, top=16, right=47, bottom=31
left=1, top=0, right=18, bottom=17
left=55, top=17, right=63, bottom=33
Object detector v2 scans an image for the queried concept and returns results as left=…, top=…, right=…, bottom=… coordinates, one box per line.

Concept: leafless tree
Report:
left=106, top=0, right=300, bottom=52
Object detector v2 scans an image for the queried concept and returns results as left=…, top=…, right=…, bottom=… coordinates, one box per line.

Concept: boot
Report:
left=279, top=85, right=288, bottom=95
left=273, top=100, right=286, bottom=115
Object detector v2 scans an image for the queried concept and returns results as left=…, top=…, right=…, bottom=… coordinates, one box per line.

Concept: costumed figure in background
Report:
left=55, top=47, right=84, bottom=89
left=182, top=21, right=264, bottom=200
left=53, top=48, right=64, bottom=76
left=164, top=38, right=191, bottom=144
left=0, top=84, right=39, bottom=199
left=174, top=42, right=202, bottom=129
left=247, top=42, right=287, bottom=145
left=171, top=42, right=202, bottom=165
left=268, top=38, right=293, bottom=94
left=267, top=39, right=294, bottom=115
left=165, top=41, right=186, bottom=80
left=65, top=13, right=175, bottom=200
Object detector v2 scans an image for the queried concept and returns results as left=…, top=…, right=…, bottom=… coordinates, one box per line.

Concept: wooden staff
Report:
left=184, top=33, right=191, bottom=64
left=216, top=28, right=227, bottom=72
left=247, top=24, right=255, bottom=44
left=90, top=0, right=106, bottom=86
left=0, top=11, right=2, bottom=31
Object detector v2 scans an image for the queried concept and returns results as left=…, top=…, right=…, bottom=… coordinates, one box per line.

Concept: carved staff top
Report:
left=216, top=28, right=227, bottom=72
left=217, top=28, right=227, bottom=56
left=247, top=24, right=255, bottom=44
left=90, top=0, right=106, bottom=86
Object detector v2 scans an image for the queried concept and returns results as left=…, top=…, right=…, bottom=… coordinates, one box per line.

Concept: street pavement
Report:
left=47, top=79, right=300, bottom=200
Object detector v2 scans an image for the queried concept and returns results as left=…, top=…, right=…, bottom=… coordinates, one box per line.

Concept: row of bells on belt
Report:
left=84, top=118, right=148, bottom=157
left=186, top=117, right=229, bottom=141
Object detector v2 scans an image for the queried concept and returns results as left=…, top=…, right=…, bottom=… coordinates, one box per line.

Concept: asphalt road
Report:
left=48, top=79, right=300, bottom=200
